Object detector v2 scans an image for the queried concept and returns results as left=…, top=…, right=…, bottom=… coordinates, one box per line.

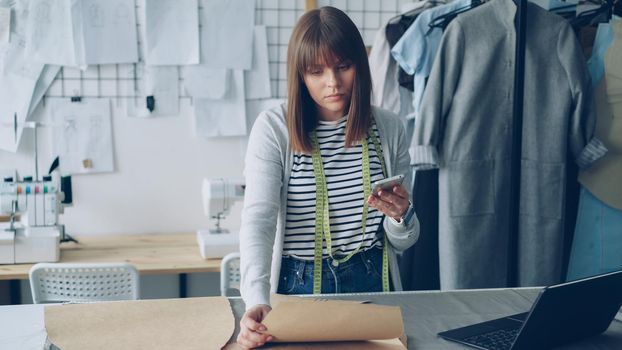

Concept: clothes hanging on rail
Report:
left=368, top=1, right=447, bottom=291
left=385, top=1, right=442, bottom=92
left=369, top=2, right=441, bottom=291
left=413, top=0, right=605, bottom=290
left=370, top=19, right=415, bottom=120
left=391, top=0, right=472, bottom=126
left=579, top=20, right=622, bottom=211
left=587, top=22, right=615, bottom=83
left=370, top=1, right=437, bottom=120
left=568, top=19, right=622, bottom=281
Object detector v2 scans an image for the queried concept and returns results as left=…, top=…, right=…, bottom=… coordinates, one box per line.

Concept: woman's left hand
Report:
left=367, top=184, right=410, bottom=221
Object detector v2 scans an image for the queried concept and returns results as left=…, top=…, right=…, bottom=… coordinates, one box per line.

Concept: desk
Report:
left=0, top=233, right=222, bottom=303
left=228, top=289, right=622, bottom=349
left=2, top=289, right=622, bottom=349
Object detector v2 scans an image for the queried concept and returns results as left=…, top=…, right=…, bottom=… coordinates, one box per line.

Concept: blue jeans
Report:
left=277, top=247, right=384, bottom=294
left=567, top=187, right=622, bottom=281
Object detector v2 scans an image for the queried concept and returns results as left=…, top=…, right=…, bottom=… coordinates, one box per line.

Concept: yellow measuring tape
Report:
left=311, top=127, right=389, bottom=294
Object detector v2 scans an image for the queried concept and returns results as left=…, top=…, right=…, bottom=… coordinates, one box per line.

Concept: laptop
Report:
left=438, top=269, right=622, bottom=350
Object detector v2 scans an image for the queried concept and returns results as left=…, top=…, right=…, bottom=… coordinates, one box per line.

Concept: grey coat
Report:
left=412, top=0, right=598, bottom=289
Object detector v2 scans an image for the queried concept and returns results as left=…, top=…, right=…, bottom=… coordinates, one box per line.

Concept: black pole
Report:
left=508, top=0, right=528, bottom=288
left=9, top=280, right=21, bottom=304
left=179, top=273, right=188, bottom=298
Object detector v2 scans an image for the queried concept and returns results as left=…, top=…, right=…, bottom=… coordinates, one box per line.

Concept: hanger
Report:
left=386, top=0, right=445, bottom=48
left=571, top=0, right=615, bottom=27
left=387, top=0, right=445, bottom=26
left=427, top=0, right=485, bottom=34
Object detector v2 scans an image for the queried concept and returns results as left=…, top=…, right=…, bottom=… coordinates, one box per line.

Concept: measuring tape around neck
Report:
left=310, top=126, right=389, bottom=294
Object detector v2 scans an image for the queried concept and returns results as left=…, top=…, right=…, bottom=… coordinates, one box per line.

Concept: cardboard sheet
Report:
left=264, top=300, right=404, bottom=343
left=225, top=338, right=406, bottom=349
left=225, top=298, right=406, bottom=349
left=45, top=297, right=234, bottom=350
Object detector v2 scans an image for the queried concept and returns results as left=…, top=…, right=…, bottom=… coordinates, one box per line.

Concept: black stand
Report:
left=507, top=0, right=528, bottom=287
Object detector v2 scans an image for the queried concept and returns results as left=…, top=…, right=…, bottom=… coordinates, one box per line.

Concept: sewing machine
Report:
left=196, top=178, right=245, bottom=259
left=0, top=175, right=63, bottom=264
left=0, top=121, right=75, bottom=264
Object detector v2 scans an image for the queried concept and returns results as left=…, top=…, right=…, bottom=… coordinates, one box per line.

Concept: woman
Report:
left=237, top=6, right=420, bottom=348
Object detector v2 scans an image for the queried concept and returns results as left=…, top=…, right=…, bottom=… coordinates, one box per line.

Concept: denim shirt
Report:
left=391, top=0, right=472, bottom=120
left=588, top=22, right=614, bottom=84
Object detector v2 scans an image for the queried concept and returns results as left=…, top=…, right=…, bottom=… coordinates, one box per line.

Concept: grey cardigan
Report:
left=240, top=104, right=420, bottom=309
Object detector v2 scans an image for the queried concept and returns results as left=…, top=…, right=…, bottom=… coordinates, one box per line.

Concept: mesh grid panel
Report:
left=44, top=0, right=417, bottom=101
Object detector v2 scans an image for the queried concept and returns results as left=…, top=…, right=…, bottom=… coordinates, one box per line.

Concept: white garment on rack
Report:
left=370, top=18, right=401, bottom=114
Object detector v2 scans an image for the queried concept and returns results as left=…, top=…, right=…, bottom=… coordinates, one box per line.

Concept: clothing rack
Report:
left=507, top=0, right=617, bottom=286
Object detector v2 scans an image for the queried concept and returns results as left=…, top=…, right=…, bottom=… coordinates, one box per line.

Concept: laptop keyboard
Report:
left=463, top=327, right=520, bottom=350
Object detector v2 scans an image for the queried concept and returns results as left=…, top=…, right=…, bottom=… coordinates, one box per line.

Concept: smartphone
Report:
left=372, top=174, right=405, bottom=196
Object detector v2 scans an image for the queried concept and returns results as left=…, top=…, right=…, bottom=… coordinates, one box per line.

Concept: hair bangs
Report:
left=296, top=21, right=355, bottom=75
left=287, top=6, right=372, bottom=154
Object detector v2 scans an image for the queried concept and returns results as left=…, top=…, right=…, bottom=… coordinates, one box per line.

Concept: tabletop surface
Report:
left=228, top=288, right=622, bottom=349
left=2, top=288, right=622, bottom=349
left=0, top=233, right=221, bottom=280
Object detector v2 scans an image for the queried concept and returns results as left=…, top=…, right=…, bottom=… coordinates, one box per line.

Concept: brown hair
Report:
left=286, top=6, right=372, bottom=154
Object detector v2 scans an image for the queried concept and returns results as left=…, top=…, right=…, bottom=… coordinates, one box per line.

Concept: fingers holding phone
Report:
left=368, top=175, right=410, bottom=220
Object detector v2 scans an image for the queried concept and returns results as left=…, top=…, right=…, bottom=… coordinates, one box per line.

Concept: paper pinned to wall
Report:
left=126, top=65, right=179, bottom=118
left=79, top=0, right=139, bottom=65
left=51, top=99, right=114, bottom=175
left=144, top=0, right=199, bottom=66
left=0, top=1, right=49, bottom=152
left=25, top=0, right=138, bottom=67
left=201, top=0, right=255, bottom=70
left=25, top=0, right=80, bottom=67
left=0, top=6, right=9, bottom=44
left=183, top=65, right=229, bottom=99
left=194, top=70, right=247, bottom=138
left=245, top=25, right=272, bottom=100
left=144, top=66, right=179, bottom=116
left=28, top=64, right=61, bottom=116
left=0, top=33, right=44, bottom=152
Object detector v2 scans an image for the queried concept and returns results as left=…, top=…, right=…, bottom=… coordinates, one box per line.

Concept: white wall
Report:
left=1, top=99, right=252, bottom=303
left=1, top=99, right=248, bottom=236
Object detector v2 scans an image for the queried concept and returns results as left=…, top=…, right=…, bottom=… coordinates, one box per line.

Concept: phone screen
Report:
left=372, top=175, right=404, bottom=196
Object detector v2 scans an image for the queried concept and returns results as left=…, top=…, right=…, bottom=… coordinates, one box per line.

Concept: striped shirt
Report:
left=284, top=116, right=386, bottom=260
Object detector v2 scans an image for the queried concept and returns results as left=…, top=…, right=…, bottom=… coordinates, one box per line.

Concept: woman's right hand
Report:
left=237, top=304, right=273, bottom=349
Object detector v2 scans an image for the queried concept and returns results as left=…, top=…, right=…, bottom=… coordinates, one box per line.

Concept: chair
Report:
left=29, top=262, right=140, bottom=304
left=220, top=252, right=241, bottom=296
